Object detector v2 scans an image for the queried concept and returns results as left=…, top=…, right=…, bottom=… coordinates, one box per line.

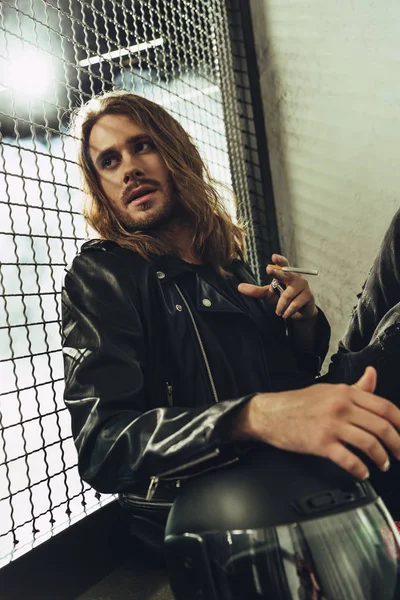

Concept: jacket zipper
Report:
left=167, top=383, right=173, bottom=406
left=143, top=283, right=232, bottom=503
left=146, top=452, right=241, bottom=502
left=164, top=455, right=239, bottom=483
left=146, top=447, right=224, bottom=500
left=174, top=282, right=219, bottom=404
left=123, top=495, right=173, bottom=510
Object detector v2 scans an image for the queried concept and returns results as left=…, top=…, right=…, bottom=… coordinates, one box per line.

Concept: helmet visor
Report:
left=202, top=498, right=400, bottom=600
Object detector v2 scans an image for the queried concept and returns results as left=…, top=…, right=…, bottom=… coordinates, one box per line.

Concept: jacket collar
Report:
left=195, top=275, right=244, bottom=315
left=152, top=255, right=253, bottom=283
left=153, top=255, right=242, bottom=314
left=153, top=255, right=273, bottom=318
left=152, top=254, right=197, bottom=282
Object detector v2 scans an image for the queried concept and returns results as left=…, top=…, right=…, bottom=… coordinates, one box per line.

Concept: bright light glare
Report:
left=0, top=47, right=55, bottom=100
left=79, top=37, right=164, bottom=67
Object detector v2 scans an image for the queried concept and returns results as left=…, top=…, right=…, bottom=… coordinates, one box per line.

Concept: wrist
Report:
left=220, top=395, right=261, bottom=442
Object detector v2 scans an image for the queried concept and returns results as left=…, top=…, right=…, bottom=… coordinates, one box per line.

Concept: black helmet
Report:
left=165, top=446, right=400, bottom=599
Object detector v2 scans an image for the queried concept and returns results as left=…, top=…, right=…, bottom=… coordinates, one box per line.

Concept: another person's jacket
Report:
left=327, top=209, right=400, bottom=401
left=326, top=208, right=400, bottom=517
left=62, top=240, right=330, bottom=516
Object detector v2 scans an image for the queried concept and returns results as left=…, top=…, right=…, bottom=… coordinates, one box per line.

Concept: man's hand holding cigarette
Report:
left=228, top=253, right=400, bottom=481
left=238, top=253, right=318, bottom=322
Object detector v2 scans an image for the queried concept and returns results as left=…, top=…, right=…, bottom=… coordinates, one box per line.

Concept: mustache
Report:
left=122, top=179, right=160, bottom=204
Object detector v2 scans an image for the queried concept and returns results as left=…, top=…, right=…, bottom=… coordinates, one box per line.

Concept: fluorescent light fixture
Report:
left=163, top=85, right=220, bottom=106
left=79, top=37, right=164, bottom=68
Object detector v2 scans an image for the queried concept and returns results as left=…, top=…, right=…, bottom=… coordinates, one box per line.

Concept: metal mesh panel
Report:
left=0, top=0, right=276, bottom=567
left=225, top=0, right=280, bottom=282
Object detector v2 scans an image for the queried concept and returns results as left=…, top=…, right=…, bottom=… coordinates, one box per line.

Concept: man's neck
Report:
left=161, top=219, right=202, bottom=265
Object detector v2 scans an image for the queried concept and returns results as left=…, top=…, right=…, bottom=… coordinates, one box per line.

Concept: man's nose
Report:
left=123, top=166, right=144, bottom=185
left=123, top=153, right=145, bottom=185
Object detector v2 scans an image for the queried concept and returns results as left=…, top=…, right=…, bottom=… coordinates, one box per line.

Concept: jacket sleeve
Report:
left=323, top=210, right=400, bottom=391
left=288, top=308, right=331, bottom=376
left=62, top=250, right=252, bottom=494
left=340, top=208, right=400, bottom=353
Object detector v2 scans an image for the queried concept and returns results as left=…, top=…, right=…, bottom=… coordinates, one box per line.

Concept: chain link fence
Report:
left=0, top=0, right=276, bottom=567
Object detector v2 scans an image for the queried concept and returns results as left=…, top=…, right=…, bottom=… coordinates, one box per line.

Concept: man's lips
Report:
left=126, top=185, right=158, bottom=205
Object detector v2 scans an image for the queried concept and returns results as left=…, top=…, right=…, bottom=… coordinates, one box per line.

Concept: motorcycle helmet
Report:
left=165, top=446, right=400, bottom=599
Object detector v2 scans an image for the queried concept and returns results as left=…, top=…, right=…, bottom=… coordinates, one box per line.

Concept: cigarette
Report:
left=268, top=264, right=319, bottom=276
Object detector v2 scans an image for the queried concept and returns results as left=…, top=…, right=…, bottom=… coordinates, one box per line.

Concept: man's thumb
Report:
left=237, top=283, right=267, bottom=298
left=353, top=366, right=377, bottom=394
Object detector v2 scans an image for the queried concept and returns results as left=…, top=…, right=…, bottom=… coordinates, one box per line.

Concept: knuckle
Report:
left=376, top=421, right=391, bottom=439
left=379, top=399, right=392, bottom=419
left=325, top=444, right=342, bottom=463
left=330, top=447, right=364, bottom=477
left=345, top=457, right=361, bottom=474
left=324, top=446, right=335, bottom=461
left=329, top=391, right=350, bottom=415
left=363, top=436, right=380, bottom=455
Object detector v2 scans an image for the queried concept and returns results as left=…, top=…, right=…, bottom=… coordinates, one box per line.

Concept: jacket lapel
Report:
left=231, top=261, right=277, bottom=320
left=195, top=275, right=244, bottom=314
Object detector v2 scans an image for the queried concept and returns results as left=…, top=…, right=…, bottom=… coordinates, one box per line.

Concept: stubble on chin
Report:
left=118, top=198, right=178, bottom=233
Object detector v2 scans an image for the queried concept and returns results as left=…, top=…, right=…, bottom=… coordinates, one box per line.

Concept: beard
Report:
left=118, top=195, right=180, bottom=233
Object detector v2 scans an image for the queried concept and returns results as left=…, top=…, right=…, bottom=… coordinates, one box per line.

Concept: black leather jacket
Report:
left=327, top=209, right=400, bottom=400
left=326, top=210, right=400, bottom=517
left=62, top=240, right=330, bottom=516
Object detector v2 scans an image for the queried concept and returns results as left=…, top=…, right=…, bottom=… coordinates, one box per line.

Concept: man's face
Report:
left=88, top=114, right=176, bottom=231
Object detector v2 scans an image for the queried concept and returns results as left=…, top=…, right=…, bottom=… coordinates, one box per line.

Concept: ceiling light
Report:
left=79, top=37, right=164, bottom=68
left=0, top=45, right=55, bottom=101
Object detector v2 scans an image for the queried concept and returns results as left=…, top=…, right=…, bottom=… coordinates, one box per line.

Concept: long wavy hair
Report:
left=70, top=91, right=246, bottom=275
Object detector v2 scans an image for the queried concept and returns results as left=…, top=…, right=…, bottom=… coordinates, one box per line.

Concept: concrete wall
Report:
left=249, top=0, right=400, bottom=367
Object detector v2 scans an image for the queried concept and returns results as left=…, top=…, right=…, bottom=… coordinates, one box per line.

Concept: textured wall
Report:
left=249, top=0, right=400, bottom=368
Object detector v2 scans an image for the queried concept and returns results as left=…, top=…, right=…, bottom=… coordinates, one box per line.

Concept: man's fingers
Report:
left=271, top=253, right=290, bottom=268
left=339, top=423, right=390, bottom=472
left=353, top=366, right=377, bottom=394
left=325, top=443, right=370, bottom=480
left=349, top=405, right=400, bottom=462
left=237, top=283, right=266, bottom=298
left=266, top=254, right=291, bottom=280
left=350, top=386, right=400, bottom=438
left=237, top=282, right=276, bottom=303
left=275, top=287, right=299, bottom=316
left=266, top=265, right=291, bottom=283
left=280, top=290, right=310, bottom=319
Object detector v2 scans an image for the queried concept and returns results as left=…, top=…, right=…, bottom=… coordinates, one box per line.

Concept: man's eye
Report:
left=102, top=156, right=118, bottom=169
left=135, top=140, right=153, bottom=153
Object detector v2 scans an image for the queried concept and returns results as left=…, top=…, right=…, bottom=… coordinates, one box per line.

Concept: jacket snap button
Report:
left=176, top=304, right=183, bottom=312
left=156, top=271, right=166, bottom=279
left=202, top=299, right=212, bottom=307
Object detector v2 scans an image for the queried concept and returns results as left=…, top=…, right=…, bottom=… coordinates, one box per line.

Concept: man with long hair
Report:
left=62, top=92, right=400, bottom=547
